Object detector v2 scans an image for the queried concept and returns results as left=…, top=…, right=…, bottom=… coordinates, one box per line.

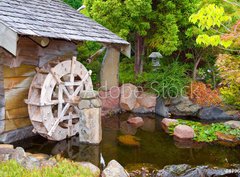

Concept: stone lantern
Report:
left=149, top=52, right=163, bottom=70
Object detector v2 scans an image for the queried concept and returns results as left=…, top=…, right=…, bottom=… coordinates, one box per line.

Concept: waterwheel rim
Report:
left=27, top=57, right=93, bottom=141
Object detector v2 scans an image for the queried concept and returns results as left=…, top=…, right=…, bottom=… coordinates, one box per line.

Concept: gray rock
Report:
left=0, top=154, right=10, bottom=161
left=40, top=159, right=57, bottom=168
left=224, top=121, right=240, bottom=129
left=79, top=100, right=91, bottom=110
left=80, top=91, right=98, bottom=99
left=91, top=98, right=102, bottom=108
left=156, top=164, right=240, bottom=177
left=155, top=97, right=170, bottom=117
left=102, top=160, right=129, bottom=177
left=0, top=126, right=36, bottom=143
left=198, top=106, right=235, bottom=120
left=10, top=147, right=26, bottom=163
left=157, top=164, right=191, bottom=177
left=168, top=97, right=201, bottom=116
left=79, top=108, right=102, bottom=144
left=132, top=106, right=155, bottom=114
left=78, top=162, right=100, bottom=176
left=21, top=156, right=40, bottom=170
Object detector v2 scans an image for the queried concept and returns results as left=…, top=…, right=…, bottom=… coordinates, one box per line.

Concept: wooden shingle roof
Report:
left=0, top=0, right=129, bottom=45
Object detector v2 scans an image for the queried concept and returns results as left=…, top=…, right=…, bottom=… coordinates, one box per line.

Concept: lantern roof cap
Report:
left=149, top=52, right=163, bottom=58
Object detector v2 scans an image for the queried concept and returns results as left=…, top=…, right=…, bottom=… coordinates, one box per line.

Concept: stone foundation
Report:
left=78, top=91, right=102, bottom=144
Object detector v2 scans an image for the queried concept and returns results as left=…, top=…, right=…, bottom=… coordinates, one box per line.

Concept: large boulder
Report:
left=120, top=84, right=138, bottom=111
left=173, top=125, right=194, bottom=139
left=198, top=106, right=235, bottom=120
left=102, top=160, right=129, bottom=177
left=99, top=87, right=121, bottom=116
left=136, top=92, right=156, bottom=108
left=155, top=97, right=170, bottom=117
left=168, top=97, right=201, bottom=117
left=132, top=92, right=156, bottom=114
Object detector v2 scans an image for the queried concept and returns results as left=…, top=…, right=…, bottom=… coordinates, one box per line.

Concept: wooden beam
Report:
left=87, top=47, right=106, bottom=63
left=28, top=36, right=50, bottom=47
left=102, top=43, right=131, bottom=58
left=0, top=23, right=18, bottom=56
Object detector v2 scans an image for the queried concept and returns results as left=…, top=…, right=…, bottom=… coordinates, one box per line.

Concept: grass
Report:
left=0, top=158, right=97, bottom=177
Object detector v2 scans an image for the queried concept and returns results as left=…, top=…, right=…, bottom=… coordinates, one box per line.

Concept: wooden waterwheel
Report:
left=26, top=57, right=93, bottom=141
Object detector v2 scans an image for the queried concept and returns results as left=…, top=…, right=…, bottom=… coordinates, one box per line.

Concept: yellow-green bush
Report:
left=220, top=84, right=240, bottom=109
left=216, top=54, right=240, bottom=110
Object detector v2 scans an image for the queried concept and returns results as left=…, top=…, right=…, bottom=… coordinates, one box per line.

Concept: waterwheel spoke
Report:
left=62, top=86, right=71, bottom=99
left=58, top=85, right=63, bottom=118
left=73, top=70, right=92, bottom=97
left=69, top=57, right=76, bottom=94
left=48, top=103, right=70, bottom=136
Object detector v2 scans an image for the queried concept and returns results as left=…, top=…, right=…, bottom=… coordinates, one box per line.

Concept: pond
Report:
left=13, top=113, right=240, bottom=170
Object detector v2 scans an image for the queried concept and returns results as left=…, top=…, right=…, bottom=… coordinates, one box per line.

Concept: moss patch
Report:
left=0, top=159, right=96, bottom=177
left=168, top=119, right=240, bottom=142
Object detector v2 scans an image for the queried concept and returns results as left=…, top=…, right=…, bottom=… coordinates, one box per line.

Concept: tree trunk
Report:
left=134, top=34, right=144, bottom=76
left=193, top=57, right=201, bottom=81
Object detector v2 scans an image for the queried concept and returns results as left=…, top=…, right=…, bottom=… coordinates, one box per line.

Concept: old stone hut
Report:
left=0, top=0, right=130, bottom=143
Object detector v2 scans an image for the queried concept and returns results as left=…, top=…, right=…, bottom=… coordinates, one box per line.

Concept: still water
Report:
left=13, top=113, right=240, bottom=169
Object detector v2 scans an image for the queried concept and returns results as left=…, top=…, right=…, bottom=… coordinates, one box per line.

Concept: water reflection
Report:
left=13, top=113, right=240, bottom=169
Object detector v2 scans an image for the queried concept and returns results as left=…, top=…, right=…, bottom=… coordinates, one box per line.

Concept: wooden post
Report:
left=100, top=47, right=120, bottom=91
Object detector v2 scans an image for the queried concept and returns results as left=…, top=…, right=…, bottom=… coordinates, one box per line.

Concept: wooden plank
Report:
left=1, top=118, right=32, bottom=132
left=0, top=58, right=5, bottom=123
left=5, top=106, right=29, bottom=120
left=4, top=77, right=33, bottom=89
left=3, top=65, right=36, bottom=78
left=0, top=23, right=18, bottom=56
left=38, top=39, right=77, bottom=67
left=5, top=87, right=29, bottom=110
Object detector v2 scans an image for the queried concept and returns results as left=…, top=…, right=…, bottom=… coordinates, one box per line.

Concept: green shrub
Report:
left=0, top=159, right=95, bottom=177
left=220, top=83, right=240, bottom=109
left=119, top=59, right=190, bottom=98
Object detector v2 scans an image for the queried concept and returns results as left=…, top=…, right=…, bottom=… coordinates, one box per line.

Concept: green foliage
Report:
left=220, top=84, right=240, bottom=109
left=0, top=159, right=95, bottom=177
left=168, top=119, right=240, bottom=142
left=189, top=4, right=231, bottom=30
left=216, top=54, right=240, bottom=109
left=119, top=59, right=190, bottom=98
left=148, top=0, right=200, bottom=55
left=84, top=0, right=152, bottom=39
left=64, top=0, right=83, bottom=9
left=189, top=3, right=237, bottom=48
left=77, top=42, right=102, bottom=86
